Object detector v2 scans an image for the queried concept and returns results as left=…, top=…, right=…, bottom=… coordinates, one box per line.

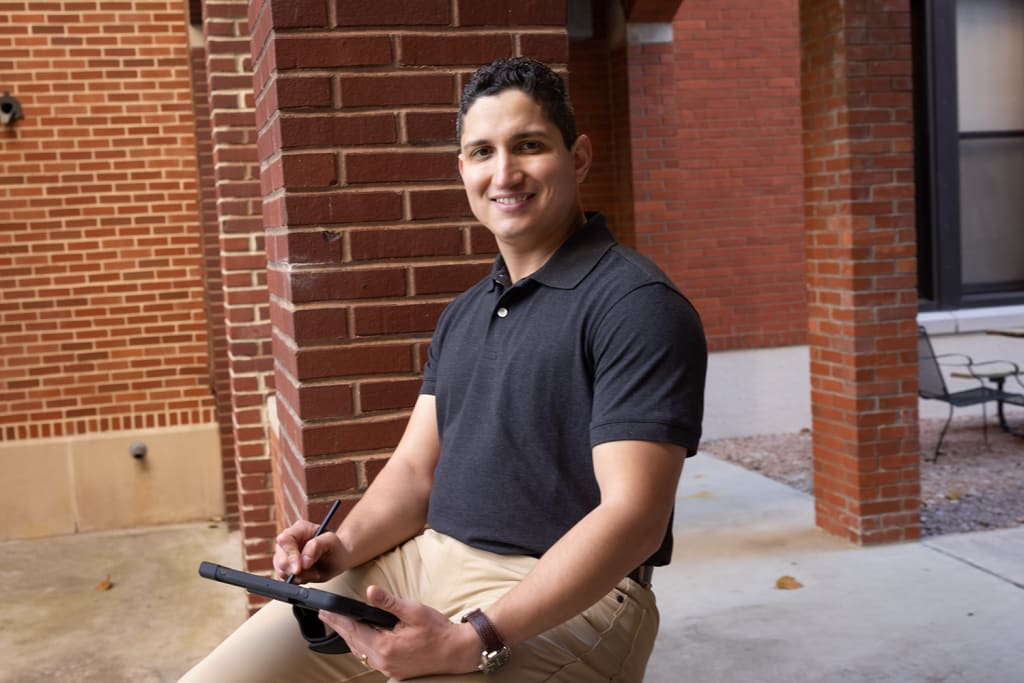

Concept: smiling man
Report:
left=181, top=58, right=706, bottom=683
left=457, top=85, right=591, bottom=277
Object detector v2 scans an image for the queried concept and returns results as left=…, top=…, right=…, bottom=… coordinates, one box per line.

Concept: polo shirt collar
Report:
left=489, top=212, right=615, bottom=291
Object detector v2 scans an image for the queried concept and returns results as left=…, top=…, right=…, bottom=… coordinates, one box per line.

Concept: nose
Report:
left=492, top=149, right=522, bottom=188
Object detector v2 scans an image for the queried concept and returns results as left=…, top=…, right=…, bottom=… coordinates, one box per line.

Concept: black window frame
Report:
left=912, top=0, right=1024, bottom=311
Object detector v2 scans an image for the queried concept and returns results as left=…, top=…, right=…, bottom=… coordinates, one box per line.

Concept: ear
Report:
left=457, top=153, right=465, bottom=181
left=571, top=134, right=593, bottom=184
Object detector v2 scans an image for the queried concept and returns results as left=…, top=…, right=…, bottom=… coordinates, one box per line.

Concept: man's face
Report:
left=458, top=89, right=591, bottom=251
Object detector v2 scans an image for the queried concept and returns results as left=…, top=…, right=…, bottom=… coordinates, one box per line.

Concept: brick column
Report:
left=614, top=1, right=684, bottom=267
left=570, top=7, right=636, bottom=246
left=800, top=0, right=920, bottom=544
left=188, top=15, right=238, bottom=528
left=249, top=1, right=568, bottom=530
left=200, top=0, right=275, bottom=578
left=626, top=23, right=682, bottom=258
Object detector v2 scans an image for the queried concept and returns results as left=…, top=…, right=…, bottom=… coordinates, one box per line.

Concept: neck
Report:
left=499, top=211, right=586, bottom=283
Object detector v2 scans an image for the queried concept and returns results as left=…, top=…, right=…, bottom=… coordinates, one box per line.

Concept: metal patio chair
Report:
left=917, top=326, right=1024, bottom=461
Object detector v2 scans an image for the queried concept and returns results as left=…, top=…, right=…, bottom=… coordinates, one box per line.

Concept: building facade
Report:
left=4, top=0, right=1018, bottom=607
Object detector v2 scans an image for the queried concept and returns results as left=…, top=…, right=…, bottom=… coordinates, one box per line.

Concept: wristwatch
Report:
left=461, top=608, right=511, bottom=673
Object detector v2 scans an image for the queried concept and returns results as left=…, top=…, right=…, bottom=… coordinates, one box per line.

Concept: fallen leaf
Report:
left=775, top=575, right=803, bottom=590
left=945, top=490, right=964, bottom=501
left=95, top=575, right=113, bottom=592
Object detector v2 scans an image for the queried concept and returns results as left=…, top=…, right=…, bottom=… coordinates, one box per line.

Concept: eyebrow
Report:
left=461, top=129, right=553, bottom=153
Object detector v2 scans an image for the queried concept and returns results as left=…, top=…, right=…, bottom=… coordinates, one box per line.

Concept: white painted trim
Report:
left=627, top=22, right=674, bottom=45
left=918, top=304, right=1024, bottom=335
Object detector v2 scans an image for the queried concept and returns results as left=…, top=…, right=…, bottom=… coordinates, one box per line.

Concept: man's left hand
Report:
left=319, top=586, right=483, bottom=680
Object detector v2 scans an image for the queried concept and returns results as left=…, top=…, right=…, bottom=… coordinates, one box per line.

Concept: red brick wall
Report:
left=250, top=0, right=568, bottom=530
left=670, top=0, right=808, bottom=350
left=199, top=0, right=275, bottom=576
left=570, top=1, right=805, bottom=352
left=0, top=2, right=214, bottom=439
left=800, top=0, right=920, bottom=544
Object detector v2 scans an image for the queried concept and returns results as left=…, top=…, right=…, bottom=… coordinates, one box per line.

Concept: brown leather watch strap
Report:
left=461, top=608, right=505, bottom=653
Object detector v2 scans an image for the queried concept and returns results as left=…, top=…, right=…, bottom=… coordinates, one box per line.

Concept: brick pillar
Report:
left=621, top=7, right=683, bottom=268
left=800, top=0, right=920, bottom=544
left=249, top=1, right=569, bottom=529
left=569, top=1, right=687, bottom=284
left=200, top=0, right=276, bottom=580
left=570, top=4, right=636, bottom=247
left=188, top=16, right=238, bottom=528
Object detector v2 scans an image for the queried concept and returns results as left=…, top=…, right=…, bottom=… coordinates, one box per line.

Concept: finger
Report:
left=280, top=536, right=306, bottom=577
left=299, top=536, right=325, bottom=574
left=274, top=521, right=318, bottom=576
left=366, top=585, right=411, bottom=620
left=319, top=611, right=356, bottom=637
left=271, top=547, right=291, bottom=580
left=320, top=611, right=377, bottom=656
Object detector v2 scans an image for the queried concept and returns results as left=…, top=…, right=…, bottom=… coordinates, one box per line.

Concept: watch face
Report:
left=480, top=646, right=511, bottom=672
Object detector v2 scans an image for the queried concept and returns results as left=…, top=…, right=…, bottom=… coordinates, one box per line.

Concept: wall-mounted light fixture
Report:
left=0, top=92, right=23, bottom=125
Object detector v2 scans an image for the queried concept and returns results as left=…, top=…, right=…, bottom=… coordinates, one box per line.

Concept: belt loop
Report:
left=629, top=565, right=654, bottom=589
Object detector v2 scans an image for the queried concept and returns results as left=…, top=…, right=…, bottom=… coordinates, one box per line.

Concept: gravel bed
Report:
left=700, top=415, right=1024, bottom=537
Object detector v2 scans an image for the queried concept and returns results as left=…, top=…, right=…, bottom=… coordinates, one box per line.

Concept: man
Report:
left=182, top=57, right=706, bottom=682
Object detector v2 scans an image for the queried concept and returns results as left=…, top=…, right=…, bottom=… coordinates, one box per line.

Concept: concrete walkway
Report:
left=2, top=452, right=1022, bottom=681
left=0, top=522, right=246, bottom=683
left=647, top=453, right=1024, bottom=682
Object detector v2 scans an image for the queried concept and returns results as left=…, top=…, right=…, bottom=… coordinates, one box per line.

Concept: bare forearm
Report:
left=334, top=395, right=440, bottom=571
left=487, top=500, right=667, bottom=646
left=334, top=456, right=432, bottom=568
left=486, top=440, right=685, bottom=647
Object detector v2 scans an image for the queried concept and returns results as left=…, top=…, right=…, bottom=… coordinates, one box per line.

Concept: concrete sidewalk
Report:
left=2, top=452, right=1022, bottom=681
left=647, top=454, right=1024, bottom=682
left=0, top=522, right=246, bottom=683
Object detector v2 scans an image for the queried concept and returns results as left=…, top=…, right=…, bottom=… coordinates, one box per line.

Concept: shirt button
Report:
left=496, top=307, right=509, bottom=318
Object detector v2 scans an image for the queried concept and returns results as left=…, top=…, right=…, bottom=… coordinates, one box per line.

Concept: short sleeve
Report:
left=588, top=283, right=707, bottom=453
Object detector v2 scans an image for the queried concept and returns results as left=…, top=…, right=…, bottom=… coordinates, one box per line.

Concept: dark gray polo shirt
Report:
left=420, top=213, right=706, bottom=566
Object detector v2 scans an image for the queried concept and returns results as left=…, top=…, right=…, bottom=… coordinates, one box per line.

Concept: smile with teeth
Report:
left=493, top=194, right=533, bottom=205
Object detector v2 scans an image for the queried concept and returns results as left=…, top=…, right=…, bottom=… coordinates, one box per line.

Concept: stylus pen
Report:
left=285, top=498, right=341, bottom=584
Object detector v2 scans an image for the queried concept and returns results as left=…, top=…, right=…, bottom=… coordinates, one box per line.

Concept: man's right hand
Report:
left=272, top=520, right=347, bottom=584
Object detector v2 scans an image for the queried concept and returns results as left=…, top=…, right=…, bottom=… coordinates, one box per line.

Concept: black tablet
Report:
left=198, top=561, right=398, bottom=629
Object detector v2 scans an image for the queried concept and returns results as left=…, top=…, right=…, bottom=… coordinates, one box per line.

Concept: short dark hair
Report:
left=457, top=57, right=578, bottom=150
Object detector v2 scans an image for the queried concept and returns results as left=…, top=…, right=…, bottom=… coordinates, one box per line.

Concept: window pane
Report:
left=956, top=0, right=1024, bottom=132
left=959, top=137, right=1024, bottom=288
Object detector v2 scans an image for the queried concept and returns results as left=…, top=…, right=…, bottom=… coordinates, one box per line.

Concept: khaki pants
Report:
left=180, top=530, right=659, bottom=682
